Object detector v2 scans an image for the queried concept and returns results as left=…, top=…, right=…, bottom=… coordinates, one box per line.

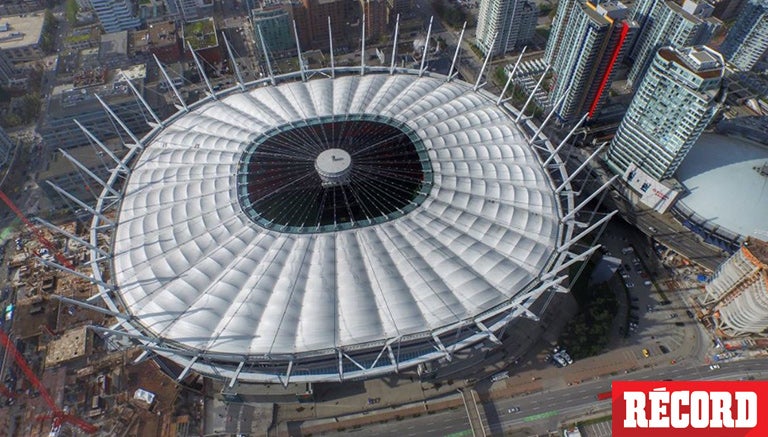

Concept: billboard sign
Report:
left=623, top=163, right=681, bottom=213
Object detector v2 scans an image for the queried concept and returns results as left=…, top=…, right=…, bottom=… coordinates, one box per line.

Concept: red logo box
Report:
left=612, top=381, right=768, bottom=437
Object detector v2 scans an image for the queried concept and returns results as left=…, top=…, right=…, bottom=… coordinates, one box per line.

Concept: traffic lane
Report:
left=490, top=359, right=768, bottom=430
left=332, top=358, right=767, bottom=436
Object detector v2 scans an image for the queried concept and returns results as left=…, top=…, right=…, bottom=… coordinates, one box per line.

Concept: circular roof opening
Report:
left=237, top=115, right=433, bottom=233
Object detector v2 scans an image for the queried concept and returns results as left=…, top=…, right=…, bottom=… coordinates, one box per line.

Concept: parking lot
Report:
left=579, top=418, right=612, bottom=437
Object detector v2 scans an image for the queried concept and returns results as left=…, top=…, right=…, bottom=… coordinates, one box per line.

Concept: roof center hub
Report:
left=315, top=148, right=352, bottom=187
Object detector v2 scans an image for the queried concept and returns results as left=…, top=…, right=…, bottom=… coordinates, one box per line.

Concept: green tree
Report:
left=65, top=0, right=79, bottom=25
left=40, top=10, right=58, bottom=54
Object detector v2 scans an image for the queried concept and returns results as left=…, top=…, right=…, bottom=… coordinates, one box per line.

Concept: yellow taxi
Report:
left=642, top=348, right=650, bottom=358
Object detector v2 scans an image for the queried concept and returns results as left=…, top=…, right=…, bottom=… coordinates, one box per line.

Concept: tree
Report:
left=65, top=0, right=79, bottom=25
left=40, top=10, right=58, bottom=54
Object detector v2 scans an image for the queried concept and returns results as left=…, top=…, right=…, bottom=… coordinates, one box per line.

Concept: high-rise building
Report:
left=710, top=0, right=748, bottom=21
left=165, top=0, right=201, bottom=21
left=292, top=0, right=351, bottom=50
left=545, top=1, right=637, bottom=122
left=252, top=1, right=295, bottom=53
left=545, top=0, right=575, bottom=64
left=0, top=126, right=13, bottom=168
left=164, top=0, right=213, bottom=22
left=606, top=46, right=724, bottom=180
left=91, top=0, right=140, bottom=33
left=476, top=0, right=538, bottom=56
left=361, top=0, right=389, bottom=40
left=719, top=0, right=768, bottom=71
left=702, top=237, right=768, bottom=337
left=627, top=0, right=720, bottom=88
left=388, top=0, right=413, bottom=16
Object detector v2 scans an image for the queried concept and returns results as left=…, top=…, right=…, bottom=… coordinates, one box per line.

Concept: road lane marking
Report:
left=523, top=410, right=558, bottom=422
left=443, top=430, right=472, bottom=437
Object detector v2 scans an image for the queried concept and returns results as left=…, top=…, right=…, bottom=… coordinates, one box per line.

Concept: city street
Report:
left=331, top=359, right=768, bottom=436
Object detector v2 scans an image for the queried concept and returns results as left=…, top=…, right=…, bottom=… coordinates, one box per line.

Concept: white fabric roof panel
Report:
left=112, top=74, right=562, bottom=357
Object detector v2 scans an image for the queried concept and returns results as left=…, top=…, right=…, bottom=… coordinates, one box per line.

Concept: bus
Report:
left=596, top=391, right=611, bottom=400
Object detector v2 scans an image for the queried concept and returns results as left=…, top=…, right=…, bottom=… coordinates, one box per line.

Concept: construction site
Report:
left=0, top=210, right=204, bottom=437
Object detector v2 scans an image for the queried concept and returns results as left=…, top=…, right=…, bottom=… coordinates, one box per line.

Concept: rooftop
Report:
left=48, top=64, right=146, bottom=117
left=183, top=17, right=218, bottom=50
left=44, top=326, right=90, bottom=368
left=658, top=46, right=724, bottom=79
left=0, top=11, right=45, bottom=50
left=596, top=1, right=629, bottom=20
left=148, top=20, right=178, bottom=46
left=100, top=31, right=128, bottom=58
left=675, top=134, right=768, bottom=239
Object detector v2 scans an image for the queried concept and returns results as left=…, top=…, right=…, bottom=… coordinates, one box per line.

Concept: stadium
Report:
left=672, top=133, right=768, bottom=253
left=75, top=49, right=605, bottom=385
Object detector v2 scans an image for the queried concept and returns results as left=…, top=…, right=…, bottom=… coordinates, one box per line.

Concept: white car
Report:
left=709, top=364, right=721, bottom=370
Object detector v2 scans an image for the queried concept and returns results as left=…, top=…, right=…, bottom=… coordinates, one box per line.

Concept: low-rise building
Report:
left=0, top=11, right=46, bottom=63
left=182, top=17, right=221, bottom=64
left=99, top=31, right=129, bottom=65
left=130, top=21, right=181, bottom=63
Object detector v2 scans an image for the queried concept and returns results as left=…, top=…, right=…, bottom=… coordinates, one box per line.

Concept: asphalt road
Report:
left=331, top=358, right=768, bottom=436
left=609, top=192, right=727, bottom=271
left=487, top=358, right=768, bottom=434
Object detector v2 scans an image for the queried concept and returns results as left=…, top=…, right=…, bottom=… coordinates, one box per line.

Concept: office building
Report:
left=165, top=0, right=213, bottom=22
left=545, top=1, right=637, bottom=122
left=0, top=126, right=13, bottom=168
left=91, top=0, right=140, bottom=33
left=291, top=0, right=351, bottom=50
left=40, top=65, right=155, bottom=151
left=130, top=21, right=182, bottom=63
left=39, top=142, right=125, bottom=210
left=165, top=0, right=200, bottom=21
left=710, top=0, right=747, bottom=21
left=0, top=48, right=23, bottom=88
left=252, top=1, right=294, bottom=53
left=0, top=12, right=45, bottom=63
left=627, top=0, right=720, bottom=88
left=388, top=0, right=413, bottom=16
left=183, top=17, right=221, bottom=64
left=476, top=0, right=538, bottom=56
left=719, top=0, right=768, bottom=71
left=606, top=46, right=725, bottom=180
left=361, top=0, right=389, bottom=40
left=703, top=237, right=768, bottom=337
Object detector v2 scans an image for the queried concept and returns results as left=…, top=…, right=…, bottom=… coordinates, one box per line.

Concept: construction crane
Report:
left=0, top=328, right=97, bottom=434
left=0, top=190, right=75, bottom=270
